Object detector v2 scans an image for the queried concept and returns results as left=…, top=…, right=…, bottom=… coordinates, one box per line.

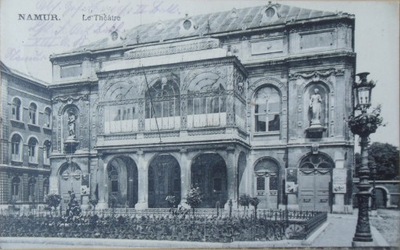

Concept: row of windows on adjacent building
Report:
left=11, top=97, right=52, bottom=128
left=103, top=85, right=281, bottom=133
left=10, top=176, right=49, bottom=203
left=11, top=134, right=51, bottom=165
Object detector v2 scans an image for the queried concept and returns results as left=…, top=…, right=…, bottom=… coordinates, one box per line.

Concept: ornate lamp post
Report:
left=370, top=162, right=377, bottom=211
left=348, top=72, right=382, bottom=244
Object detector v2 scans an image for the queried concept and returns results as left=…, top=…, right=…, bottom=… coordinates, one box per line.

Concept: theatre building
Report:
left=5, top=3, right=356, bottom=213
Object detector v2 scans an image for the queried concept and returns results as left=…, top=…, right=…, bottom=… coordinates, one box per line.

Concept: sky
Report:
left=1, top=0, right=399, bottom=147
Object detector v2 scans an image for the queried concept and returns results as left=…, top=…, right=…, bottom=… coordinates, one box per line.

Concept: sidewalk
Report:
left=0, top=212, right=391, bottom=249
left=308, top=212, right=390, bottom=247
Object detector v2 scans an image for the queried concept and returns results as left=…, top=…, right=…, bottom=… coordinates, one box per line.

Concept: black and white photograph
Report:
left=0, top=0, right=399, bottom=248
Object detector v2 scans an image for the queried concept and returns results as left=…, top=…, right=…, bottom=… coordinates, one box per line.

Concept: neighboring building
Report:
left=2, top=3, right=357, bottom=213
left=0, top=62, right=52, bottom=209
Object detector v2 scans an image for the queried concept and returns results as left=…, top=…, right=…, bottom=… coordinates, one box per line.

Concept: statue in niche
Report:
left=309, top=88, right=322, bottom=126
left=67, top=109, right=76, bottom=139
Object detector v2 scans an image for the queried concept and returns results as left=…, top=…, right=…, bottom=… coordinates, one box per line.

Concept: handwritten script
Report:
left=6, top=0, right=180, bottom=62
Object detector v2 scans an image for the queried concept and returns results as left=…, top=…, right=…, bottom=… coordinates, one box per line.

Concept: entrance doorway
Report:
left=107, top=157, right=138, bottom=208
left=373, top=188, right=387, bottom=208
left=191, top=153, right=227, bottom=208
left=148, top=155, right=181, bottom=208
left=254, top=158, right=280, bottom=209
left=298, top=153, right=333, bottom=212
left=59, top=162, right=82, bottom=207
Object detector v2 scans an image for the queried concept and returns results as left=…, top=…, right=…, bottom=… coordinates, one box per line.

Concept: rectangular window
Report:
left=256, top=177, right=265, bottom=191
left=12, top=184, right=19, bottom=196
left=29, top=146, right=35, bottom=157
left=60, top=64, right=82, bottom=78
left=12, top=142, right=19, bottom=155
left=269, top=176, right=278, bottom=190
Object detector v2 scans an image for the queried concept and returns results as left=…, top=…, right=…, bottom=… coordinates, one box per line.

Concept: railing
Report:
left=0, top=208, right=327, bottom=241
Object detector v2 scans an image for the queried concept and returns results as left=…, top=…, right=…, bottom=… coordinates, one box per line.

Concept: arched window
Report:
left=28, top=177, right=36, bottom=202
left=254, top=86, right=281, bottom=132
left=254, top=159, right=279, bottom=195
left=43, top=140, right=51, bottom=165
left=145, top=78, right=180, bottom=130
left=145, top=79, right=180, bottom=118
left=28, top=137, right=38, bottom=163
left=29, top=103, right=37, bottom=125
left=12, top=98, right=21, bottom=120
left=44, top=107, right=52, bottom=128
left=300, top=154, right=333, bottom=171
left=11, top=177, right=20, bottom=198
left=11, top=134, right=22, bottom=161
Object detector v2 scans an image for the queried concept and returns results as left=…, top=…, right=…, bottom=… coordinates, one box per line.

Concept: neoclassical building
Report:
left=3, top=3, right=356, bottom=213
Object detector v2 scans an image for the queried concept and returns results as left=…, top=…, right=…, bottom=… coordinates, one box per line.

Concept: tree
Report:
left=249, top=197, right=260, bottom=219
left=355, top=142, right=399, bottom=180
left=186, top=187, right=203, bottom=216
left=45, top=194, right=62, bottom=215
left=239, top=194, right=251, bottom=214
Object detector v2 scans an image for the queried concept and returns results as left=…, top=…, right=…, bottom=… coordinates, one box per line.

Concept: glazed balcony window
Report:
left=104, top=104, right=138, bottom=133
left=145, top=78, right=180, bottom=131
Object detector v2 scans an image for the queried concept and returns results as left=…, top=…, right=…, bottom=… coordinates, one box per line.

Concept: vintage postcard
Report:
left=0, top=0, right=399, bottom=248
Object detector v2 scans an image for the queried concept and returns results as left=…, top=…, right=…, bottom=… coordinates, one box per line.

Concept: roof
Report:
left=0, top=61, right=49, bottom=87
left=67, top=3, right=350, bottom=54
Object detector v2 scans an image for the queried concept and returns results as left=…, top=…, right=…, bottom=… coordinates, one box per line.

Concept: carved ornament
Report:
left=52, top=94, right=89, bottom=104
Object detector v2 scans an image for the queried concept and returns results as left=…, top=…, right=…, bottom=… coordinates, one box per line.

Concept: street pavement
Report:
left=0, top=211, right=392, bottom=249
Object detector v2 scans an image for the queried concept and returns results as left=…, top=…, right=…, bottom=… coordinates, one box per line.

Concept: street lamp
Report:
left=348, top=72, right=383, bottom=244
left=370, top=162, right=377, bottom=211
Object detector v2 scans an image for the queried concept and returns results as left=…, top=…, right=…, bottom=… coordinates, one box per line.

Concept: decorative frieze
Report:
left=125, top=38, right=220, bottom=59
left=52, top=94, right=89, bottom=104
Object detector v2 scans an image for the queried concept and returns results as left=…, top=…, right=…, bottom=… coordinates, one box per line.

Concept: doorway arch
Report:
left=298, top=153, right=334, bottom=211
left=107, top=156, right=138, bottom=208
left=148, top=154, right=181, bottom=208
left=254, top=157, right=280, bottom=209
left=59, top=162, right=82, bottom=204
left=191, top=153, right=227, bottom=208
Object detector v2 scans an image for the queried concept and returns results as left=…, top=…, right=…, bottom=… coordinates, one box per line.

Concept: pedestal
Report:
left=306, top=125, right=326, bottom=138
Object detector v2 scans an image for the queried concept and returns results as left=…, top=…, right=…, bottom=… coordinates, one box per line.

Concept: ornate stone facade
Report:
left=2, top=3, right=356, bottom=213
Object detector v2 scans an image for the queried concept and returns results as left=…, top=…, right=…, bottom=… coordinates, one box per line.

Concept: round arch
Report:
left=106, top=156, right=138, bottom=208
left=58, top=161, right=82, bottom=204
left=253, top=157, right=282, bottom=209
left=191, top=153, right=227, bottom=208
left=369, top=186, right=390, bottom=208
left=297, top=152, right=334, bottom=212
left=148, top=154, right=181, bottom=208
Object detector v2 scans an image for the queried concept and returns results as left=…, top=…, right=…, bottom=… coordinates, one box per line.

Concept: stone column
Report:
left=96, top=155, right=108, bottom=209
left=179, top=149, right=190, bottom=208
left=225, top=147, right=238, bottom=209
left=135, top=151, right=148, bottom=209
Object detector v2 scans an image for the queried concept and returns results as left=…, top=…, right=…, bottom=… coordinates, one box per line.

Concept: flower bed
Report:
left=0, top=210, right=327, bottom=242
